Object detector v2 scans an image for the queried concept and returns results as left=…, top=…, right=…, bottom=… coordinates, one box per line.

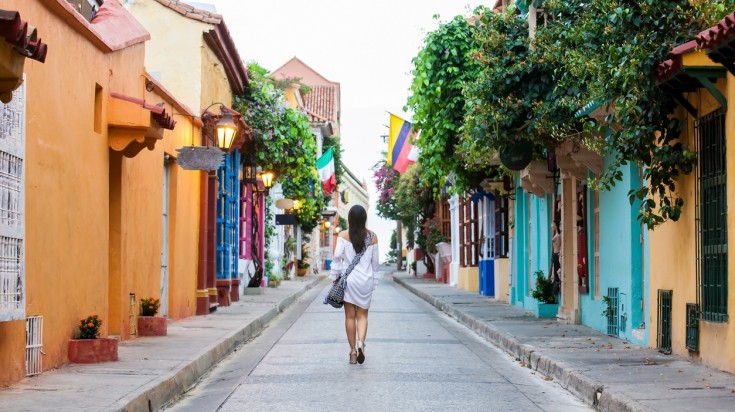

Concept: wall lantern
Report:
left=292, top=199, right=301, bottom=211
left=257, top=170, right=275, bottom=195
left=242, top=155, right=257, bottom=184
left=201, top=103, right=238, bottom=152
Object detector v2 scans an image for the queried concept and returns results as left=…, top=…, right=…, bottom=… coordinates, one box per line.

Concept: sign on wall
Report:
left=0, top=77, right=25, bottom=322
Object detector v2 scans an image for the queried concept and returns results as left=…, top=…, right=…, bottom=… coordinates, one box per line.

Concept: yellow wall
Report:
left=0, top=0, right=205, bottom=386
left=648, top=74, right=735, bottom=374
left=127, top=0, right=208, bottom=111
left=458, top=267, right=479, bottom=292
left=495, top=258, right=510, bottom=302
left=0, top=1, right=141, bottom=384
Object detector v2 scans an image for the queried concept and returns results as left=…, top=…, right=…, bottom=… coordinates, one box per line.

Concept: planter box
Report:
left=137, top=316, right=167, bottom=336
left=68, top=337, right=118, bottom=363
left=536, top=303, right=559, bottom=318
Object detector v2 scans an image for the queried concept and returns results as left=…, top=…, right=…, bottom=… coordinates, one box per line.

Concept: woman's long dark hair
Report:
left=348, top=205, right=368, bottom=253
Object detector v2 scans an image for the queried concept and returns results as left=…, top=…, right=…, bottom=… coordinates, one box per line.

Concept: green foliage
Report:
left=602, top=294, right=614, bottom=319
left=531, top=271, right=556, bottom=304
left=534, top=0, right=732, bottom=228
left=140, top=297, right=160, bottom=317
left=422, top=216, right=447, bottom=255
left=78, top=314, right=102, bottom=339
left=410, top=0, right=732, bottom=229
left=406, top=9, right=490, bottom=194
left=235, top=62, right=325, bottom=233
left=385, top=229, right=397, bottom=263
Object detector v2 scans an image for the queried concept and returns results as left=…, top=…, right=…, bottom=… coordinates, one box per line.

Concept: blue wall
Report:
left=511, top=178, right=552, bottom=310
left=578, top=158, right=647, bottom=345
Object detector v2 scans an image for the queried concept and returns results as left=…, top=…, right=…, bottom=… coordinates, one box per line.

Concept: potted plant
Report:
left=531, top=270, right=559, bottom=318
left=68, top=314, right=118, bottom=363
left=138, top=297, right=167, bottom=336
left=268, top=271, right=283, bottom=288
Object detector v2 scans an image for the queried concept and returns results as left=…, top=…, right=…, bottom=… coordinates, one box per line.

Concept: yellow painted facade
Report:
left=649, top=49, right=735, bottom=374
left=458, top=267, right=479, bottom=292
left=0, top=0, right=203, bottom=386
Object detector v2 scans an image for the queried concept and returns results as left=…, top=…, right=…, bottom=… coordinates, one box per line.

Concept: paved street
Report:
left=168, top=270, right=591, bottom=412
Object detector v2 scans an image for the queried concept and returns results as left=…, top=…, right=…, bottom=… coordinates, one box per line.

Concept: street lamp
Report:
left=258, top=170, right=275, bottom=195
left=201, top=103, right=238, bottom=152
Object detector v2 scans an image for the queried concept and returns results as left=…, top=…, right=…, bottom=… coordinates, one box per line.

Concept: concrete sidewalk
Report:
left=0, top=274, right=326, bottom=412
left=393, top=273, right=735, bottom=412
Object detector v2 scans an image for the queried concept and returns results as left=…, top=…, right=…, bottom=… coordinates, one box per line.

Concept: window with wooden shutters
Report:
left=0, top=80, right=25, bottom=322
left=459, top=196, right=479, bottom=267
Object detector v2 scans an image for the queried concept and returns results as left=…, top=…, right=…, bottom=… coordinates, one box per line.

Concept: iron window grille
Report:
left=695, top=109, right=728, bottom=323
left=658, top=289, right=673, bottom=354
left=686, top=303, right=699, bottom=352
left=606, top=287, right=619, bottom=336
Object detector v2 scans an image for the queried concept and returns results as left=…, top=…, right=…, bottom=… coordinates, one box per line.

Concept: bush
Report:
left=78, top=314, right=102, bottom=339
left=531, top=271, right=556, bottom=304
left=140, top=297, right=160, bottom=316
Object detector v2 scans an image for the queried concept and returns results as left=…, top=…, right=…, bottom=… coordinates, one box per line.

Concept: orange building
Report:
left=0, top=0, right=204, bottom=386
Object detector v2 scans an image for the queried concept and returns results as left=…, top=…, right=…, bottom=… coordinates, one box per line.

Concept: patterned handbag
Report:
left=324, top=233, right=373, bottom=308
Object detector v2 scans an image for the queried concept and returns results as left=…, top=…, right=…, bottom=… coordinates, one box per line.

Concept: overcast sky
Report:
left=200, top=0, right=475, bottom=260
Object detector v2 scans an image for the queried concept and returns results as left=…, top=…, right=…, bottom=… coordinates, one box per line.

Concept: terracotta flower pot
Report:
left=297, top=268, right=308, bottom=276
left=138, top=316, right=167, bottom=336
left=68, top=337, right=118, bottom=363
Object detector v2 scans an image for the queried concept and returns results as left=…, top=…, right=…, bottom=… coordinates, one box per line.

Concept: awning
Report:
left=696, top=12, right=735, bottom=75
left=108, top=92, right=176, bottom=158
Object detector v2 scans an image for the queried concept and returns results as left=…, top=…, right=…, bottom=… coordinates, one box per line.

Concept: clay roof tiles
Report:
left=304, top=85, right=337, bottom=123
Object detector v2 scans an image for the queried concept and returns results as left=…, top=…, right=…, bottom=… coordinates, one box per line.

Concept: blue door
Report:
left=478, top=193, right=495, bottom=296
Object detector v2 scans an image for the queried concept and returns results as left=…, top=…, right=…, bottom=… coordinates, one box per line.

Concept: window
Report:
left=0, top=81, right=25, bottom=322
left=696, top=109, right=728, bottom=322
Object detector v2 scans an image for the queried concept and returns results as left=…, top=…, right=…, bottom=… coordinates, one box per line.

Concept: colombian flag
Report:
left=388, top=113, right=419, bottom=174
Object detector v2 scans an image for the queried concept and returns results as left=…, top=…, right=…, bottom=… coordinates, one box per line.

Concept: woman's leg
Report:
left=344, top=303, right=357, bottom=352
left=356, top=307, right=369, bottom=343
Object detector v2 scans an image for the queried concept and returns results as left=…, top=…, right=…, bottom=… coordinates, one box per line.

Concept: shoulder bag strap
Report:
left=339, top=232, right=374, bottom=286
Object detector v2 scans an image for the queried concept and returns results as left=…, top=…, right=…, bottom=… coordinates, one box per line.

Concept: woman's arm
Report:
left=371, top=234, right=380, bottom=289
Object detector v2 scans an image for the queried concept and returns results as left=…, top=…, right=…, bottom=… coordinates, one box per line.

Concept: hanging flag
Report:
left=316, top=147, right=337, bottom=194
left=388, top=113, right=419, bottom=174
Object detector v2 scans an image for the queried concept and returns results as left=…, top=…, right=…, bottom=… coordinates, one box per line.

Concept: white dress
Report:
left=329, top=233, right=380, bottom=309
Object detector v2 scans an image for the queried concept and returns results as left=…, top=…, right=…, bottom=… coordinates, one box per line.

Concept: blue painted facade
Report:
left=216, top=151, right=241, bottom=281
left=511, top=178, right=553, bottom=310
left=578, top=157, right=648, bottom=345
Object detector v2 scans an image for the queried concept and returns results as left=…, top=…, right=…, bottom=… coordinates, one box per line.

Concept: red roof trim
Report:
left=39, top=0, right=148, bottom=52
left=656, top=40, right=697, bottom=82
left=110, top=92, right=176, bottom=130
left=154, top=0, right=223, bottom=24
left=203, top=23, right=249, bottom=95
left=0, top=9, right=47, bottom=62
left=696, top=12, right=735, bottom=50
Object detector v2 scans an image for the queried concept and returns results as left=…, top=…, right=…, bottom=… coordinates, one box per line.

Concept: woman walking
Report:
left=330, top=205, right=379, bottom=364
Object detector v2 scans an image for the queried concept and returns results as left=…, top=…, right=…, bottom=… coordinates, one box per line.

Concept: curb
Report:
left=115, top=276, right=326, bottom=411
left=393, top=275, right=646, bottom=412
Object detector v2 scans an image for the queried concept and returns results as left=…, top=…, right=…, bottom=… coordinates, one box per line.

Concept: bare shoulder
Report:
left=369, top=231, right=378, bottom=245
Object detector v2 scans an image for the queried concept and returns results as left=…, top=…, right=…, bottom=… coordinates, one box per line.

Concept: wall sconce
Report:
left=334, top=227, right=341, bottom=235
left=242, top=155, right=257, bottom=184
left=257, top=170, right=275, bottom=195
left=324, top=221, right=331, bottom=229
left=201, top=103, right=238, bottom=152
left=292, top=199, right=301, bottom=211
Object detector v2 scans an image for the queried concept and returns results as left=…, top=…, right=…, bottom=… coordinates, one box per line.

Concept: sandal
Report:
left=349, top=350, right=357, bottom=364
left=356, top=340, right=365, bottom=364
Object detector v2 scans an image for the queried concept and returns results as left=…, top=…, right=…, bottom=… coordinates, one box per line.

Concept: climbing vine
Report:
left=405, top=9, right=489, bottom=194
left=235, top=62, right=325, bottom=233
